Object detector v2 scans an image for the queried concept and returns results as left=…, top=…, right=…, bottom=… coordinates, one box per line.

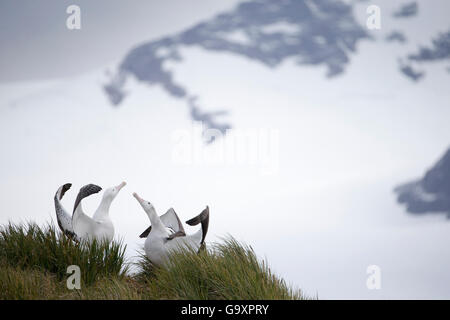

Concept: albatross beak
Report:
left=133, top=192, right=143, bottom=203
left=116, top=181, right=127, bottom=191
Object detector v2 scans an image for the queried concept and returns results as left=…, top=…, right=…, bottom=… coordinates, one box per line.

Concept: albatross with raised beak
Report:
left=54, top=181, right=126, bottom=242
left=133, top=192, right=209, bottom=266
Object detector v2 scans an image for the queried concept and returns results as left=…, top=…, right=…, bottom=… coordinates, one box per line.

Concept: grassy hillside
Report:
left=0, top=222, right=306, bottom=300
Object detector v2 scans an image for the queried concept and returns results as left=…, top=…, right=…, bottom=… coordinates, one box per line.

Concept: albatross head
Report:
left=102, top=181, right=127, bottom=201
left=133, top=192, right=161, bottom=222
left=132, top=192, right=155, bottom=212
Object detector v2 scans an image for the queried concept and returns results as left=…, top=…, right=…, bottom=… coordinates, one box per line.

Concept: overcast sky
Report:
left=0, top=0, right=241, bottom=82
left=2, top=0, right=450, bottom=83
left=1, top=0, right=450, bottom=299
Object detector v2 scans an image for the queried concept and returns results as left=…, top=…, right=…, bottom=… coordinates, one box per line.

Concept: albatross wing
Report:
left=54, top=183, right=78, bottom=240
left=166, top=206, right=210, bottom=246
left=139, top=208, right=185, bottom=238
left=185, top=206, right=210, bottom=245
left=72, top=184, right=102, bottom=215
left=72, top=184, right=102, bottom=240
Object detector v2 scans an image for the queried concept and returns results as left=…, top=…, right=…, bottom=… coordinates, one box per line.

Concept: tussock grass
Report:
left=0, top=222, right=128, bottom=286
left=135, top=238, right=304, bottom=300
left=0, top=262, right=61, bottom=299
left=0, top=261, right=142, bottom=300
left=0, top=222, right=307, bottom=300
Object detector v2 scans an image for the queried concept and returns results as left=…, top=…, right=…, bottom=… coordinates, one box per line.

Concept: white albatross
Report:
left=133, top=192, right=209, bottom=266
left=53, top=182, right=126, bottom=242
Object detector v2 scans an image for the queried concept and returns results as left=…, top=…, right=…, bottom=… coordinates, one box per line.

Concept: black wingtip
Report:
left=56, top=183, right=72, bottom=200
left=61, top=183, right=72, bottom=197
left=81, top=184, right=102, bottom=194
left=73, top=184, right=102, bottom=213
left=186, top=206, right=209, bottom=226
left=139, top=226, right=152, bottom=238
left=186, top=206, right=210, bottom=244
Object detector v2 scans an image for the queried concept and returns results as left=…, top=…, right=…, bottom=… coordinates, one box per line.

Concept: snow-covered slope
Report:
left=0, top=0, right=450, bottom=299
left=396, top=148, right=450, bottom=216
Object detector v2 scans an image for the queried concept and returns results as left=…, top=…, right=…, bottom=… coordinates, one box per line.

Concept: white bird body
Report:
left=145, top=223, right=204, bottom=266
left=72, top=202, right=115, bottom=242
left=54, top=182, right=126, bottom=242
left=133, top=193, right=209, bottom=266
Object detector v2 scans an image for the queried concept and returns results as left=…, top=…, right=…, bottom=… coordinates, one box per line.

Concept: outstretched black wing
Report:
left=139, top=208, right=186, bottom=238
left=54, top=183, right=78, bottom=239
left=185, top=206, right=209, bottom=244
left=73, top=184, right=102, bottom=214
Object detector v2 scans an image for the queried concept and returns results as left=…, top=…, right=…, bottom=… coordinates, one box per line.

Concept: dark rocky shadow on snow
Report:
left=400, top=29, right=450, bottom=81
left=188, top=97, right=232, bottom=144
left=395, top=148, right=450, bottom=218
left=408, top=30, right=450, bottom=62
left=104, top=0, right=369, bottom=139
left=385, top=31, right=407, bottom=44
left=393, top=2, right=418, bottom=18
left=398, top=61, right=424, bottom=81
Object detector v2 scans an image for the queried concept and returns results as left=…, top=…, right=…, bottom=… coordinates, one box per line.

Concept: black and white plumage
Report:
left=54, top=183, right=79, bottom=241
left=138, top=207, right=186, bottom=238
left=133, top=192, right=210, bottom=266
left=53, top=182, right=126, bottom=242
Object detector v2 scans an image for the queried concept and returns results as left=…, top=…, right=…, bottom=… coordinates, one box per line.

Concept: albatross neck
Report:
left=95, top=197, right=113, bottom=219
left=146, top=207, right=164, bottom=231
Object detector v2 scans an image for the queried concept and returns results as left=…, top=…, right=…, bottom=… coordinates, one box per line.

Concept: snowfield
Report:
left=1, top=0, right=450, bottom=299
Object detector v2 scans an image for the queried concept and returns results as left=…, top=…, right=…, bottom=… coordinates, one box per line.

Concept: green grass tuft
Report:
left=135, top=238, right=305, bottom=300
left=0, top=222, right=128, bottom=286
left=0, top=222, right=308, bottom=300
